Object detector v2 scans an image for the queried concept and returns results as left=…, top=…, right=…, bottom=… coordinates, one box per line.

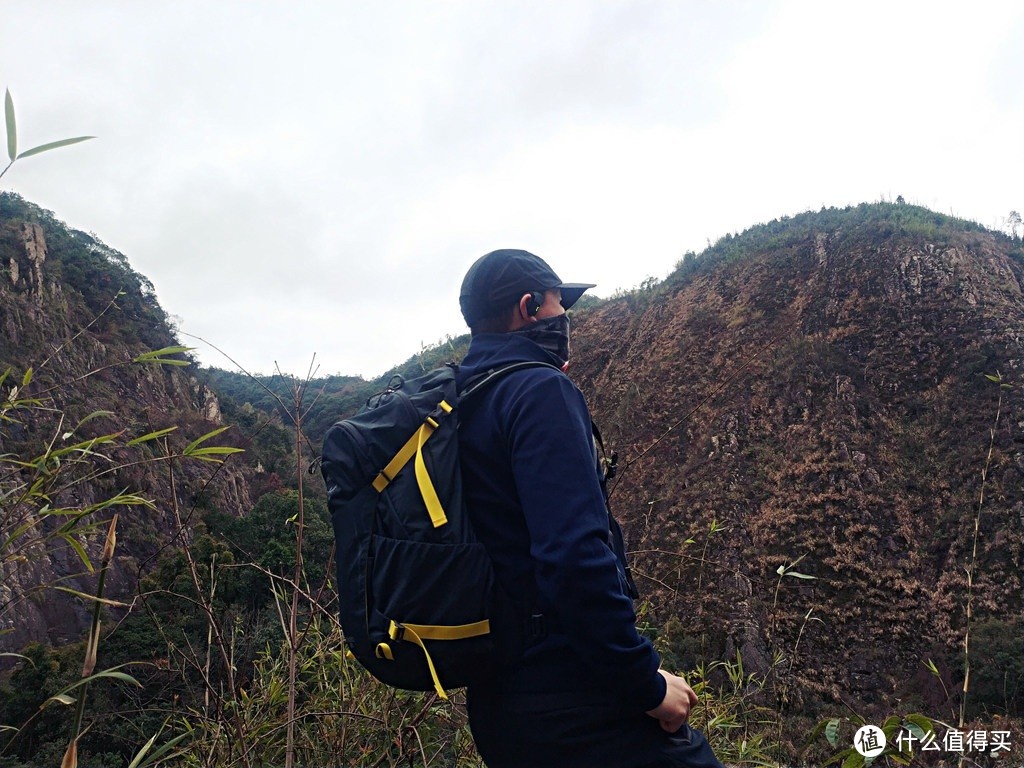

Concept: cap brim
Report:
left=558, top=283, right=596, bottom=311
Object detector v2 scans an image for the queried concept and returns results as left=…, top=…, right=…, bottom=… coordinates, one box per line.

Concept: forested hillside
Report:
left=2, top=195, right=1022, bottom=766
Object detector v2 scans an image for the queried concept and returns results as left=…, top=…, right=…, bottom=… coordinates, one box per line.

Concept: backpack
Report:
left=320, top=361, right=557, bottom=699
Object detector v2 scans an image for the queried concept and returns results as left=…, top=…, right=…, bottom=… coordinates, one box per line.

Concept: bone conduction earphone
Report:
left=525, top=291, right=544, bottom=316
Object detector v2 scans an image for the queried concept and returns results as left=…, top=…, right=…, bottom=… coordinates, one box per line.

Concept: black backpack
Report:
left=320, top=361, right=557, bottom=699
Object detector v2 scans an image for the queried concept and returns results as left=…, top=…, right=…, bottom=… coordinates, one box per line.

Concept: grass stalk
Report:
left=61, top=514, right=118, bottom=768
left=960, top=373, right=1007, bottom=735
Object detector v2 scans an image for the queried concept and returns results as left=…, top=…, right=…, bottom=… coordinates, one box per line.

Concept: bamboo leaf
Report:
left=17, top=135, right=95, bottom=159
left=128, top=729, right=192, bottom=768
left=127, top=426, right=178, bottom=446
left=54, top=587, right=129, bottom=607
left=46, top=667, right=141, bottom=706
left=126, top=732, right=159, bottom=768
left=60, top=533, right=95, bottom=573
left=5, top=89, right=16, bottom=161
left=184, top=445, right=244, bottom=463
left=133, top=346, right=194, bottom=366
left=183, top=426, right=230, bottom=454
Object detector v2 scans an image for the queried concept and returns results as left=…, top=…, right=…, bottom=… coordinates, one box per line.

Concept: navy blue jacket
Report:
left=457, top=332, right=666, bottom=712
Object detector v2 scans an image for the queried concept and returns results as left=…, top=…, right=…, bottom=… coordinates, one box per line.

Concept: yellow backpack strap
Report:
left=387, top=619, right=491, bottom=700
left=371, top=400, right=454, bottom=528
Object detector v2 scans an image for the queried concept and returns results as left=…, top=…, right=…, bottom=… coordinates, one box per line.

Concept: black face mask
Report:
left=516, top=313, right=570, bottom=366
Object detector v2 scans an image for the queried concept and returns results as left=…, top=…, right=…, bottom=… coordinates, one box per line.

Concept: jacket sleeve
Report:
left=503, top=370, right=666, bottom=712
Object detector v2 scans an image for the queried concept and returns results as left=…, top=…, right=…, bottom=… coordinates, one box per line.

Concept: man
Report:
left=456, top=249, right=723, bottom=768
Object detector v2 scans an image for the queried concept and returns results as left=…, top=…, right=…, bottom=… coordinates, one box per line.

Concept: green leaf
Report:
left=127, top=731, right=159, bottom=768
left=61, top=533, right=95, bottom=573
left=184, top=445, right=244, bottom=463
left=46, top=693, right=76, bottom=706
left=127, top=729, right=192, bottom=768
left=5, top=89, right=16, bottom=161
left=904, top=722, right=927, bottom=741
left=904, top=713, right=933, bottom=738
left=181, top=426, right=243, bottom=463
left=183, top=426, right=231, bottom=454
left=784, top=570, right=817, bottom=580
left=54, top=587, right=130, bottom=607
left=133, top=346, right=194, bottom=366
left=80, top=409, right=116, bottom=424
left=45, top=666, right=141, bottom=706
left=825, top=717, right=842, bottom=747
left=16, top=135, right=95, bottom=159
left=882, top=714, right=901, bottom=736
left=127, top=426, right=178, bottom=446
left=822, top=747, right=853, bottom=767
left=21, top=367, right=33, bottom=387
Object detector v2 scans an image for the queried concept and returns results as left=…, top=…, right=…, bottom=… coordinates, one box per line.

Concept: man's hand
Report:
left=645, top=669, right=698, bottom=733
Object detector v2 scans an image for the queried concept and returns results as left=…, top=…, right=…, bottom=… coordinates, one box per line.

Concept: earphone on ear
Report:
left=525, top=291, right=544, bottom=316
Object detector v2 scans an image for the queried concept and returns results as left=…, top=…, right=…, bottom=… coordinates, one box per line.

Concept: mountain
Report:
left=569, top=202, right=1024, bottom=728
left=0, top=192, right=258, bottom=653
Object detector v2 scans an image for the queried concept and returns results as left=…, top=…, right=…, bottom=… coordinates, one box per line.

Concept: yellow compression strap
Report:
left=387, top=619, right=492, bottom=700
left=371, top=400, right=453, bottom=528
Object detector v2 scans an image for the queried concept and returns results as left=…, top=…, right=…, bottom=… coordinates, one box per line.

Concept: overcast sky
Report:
left=3, top=1, right=1023, bottom=378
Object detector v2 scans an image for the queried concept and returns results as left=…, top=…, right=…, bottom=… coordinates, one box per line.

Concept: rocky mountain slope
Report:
left=570, top=203, right=1024, bottom=720
left=0, top=192, right=257, bottom=652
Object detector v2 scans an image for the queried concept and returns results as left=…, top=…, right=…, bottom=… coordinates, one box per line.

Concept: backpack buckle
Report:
left=388, top=621, right=406, bottom=641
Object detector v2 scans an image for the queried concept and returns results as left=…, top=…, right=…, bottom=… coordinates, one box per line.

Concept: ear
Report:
left=516, top=293, right=537, bottom=323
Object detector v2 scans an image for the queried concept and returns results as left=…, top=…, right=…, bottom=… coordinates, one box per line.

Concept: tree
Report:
left=1007, top=210, right=1021, bottom=239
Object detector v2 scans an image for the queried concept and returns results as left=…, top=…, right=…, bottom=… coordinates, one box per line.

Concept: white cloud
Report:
left=3, top=1, right=1023, bottom=377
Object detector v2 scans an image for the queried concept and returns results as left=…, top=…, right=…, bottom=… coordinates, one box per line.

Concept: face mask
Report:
left=516, top=313, right=571, bottom=366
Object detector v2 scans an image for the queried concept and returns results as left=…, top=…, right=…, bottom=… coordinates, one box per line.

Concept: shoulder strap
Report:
left=458, top=361, right=563, bottom=403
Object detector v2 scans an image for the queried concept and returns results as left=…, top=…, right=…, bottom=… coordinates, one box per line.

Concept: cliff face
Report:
left=571, top=205, right=1024, bottom=716
left=0, top=193, right=256, bottom=652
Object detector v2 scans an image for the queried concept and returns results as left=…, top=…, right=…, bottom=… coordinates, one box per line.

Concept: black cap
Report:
left=459, top=249, right=595, bottom=326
